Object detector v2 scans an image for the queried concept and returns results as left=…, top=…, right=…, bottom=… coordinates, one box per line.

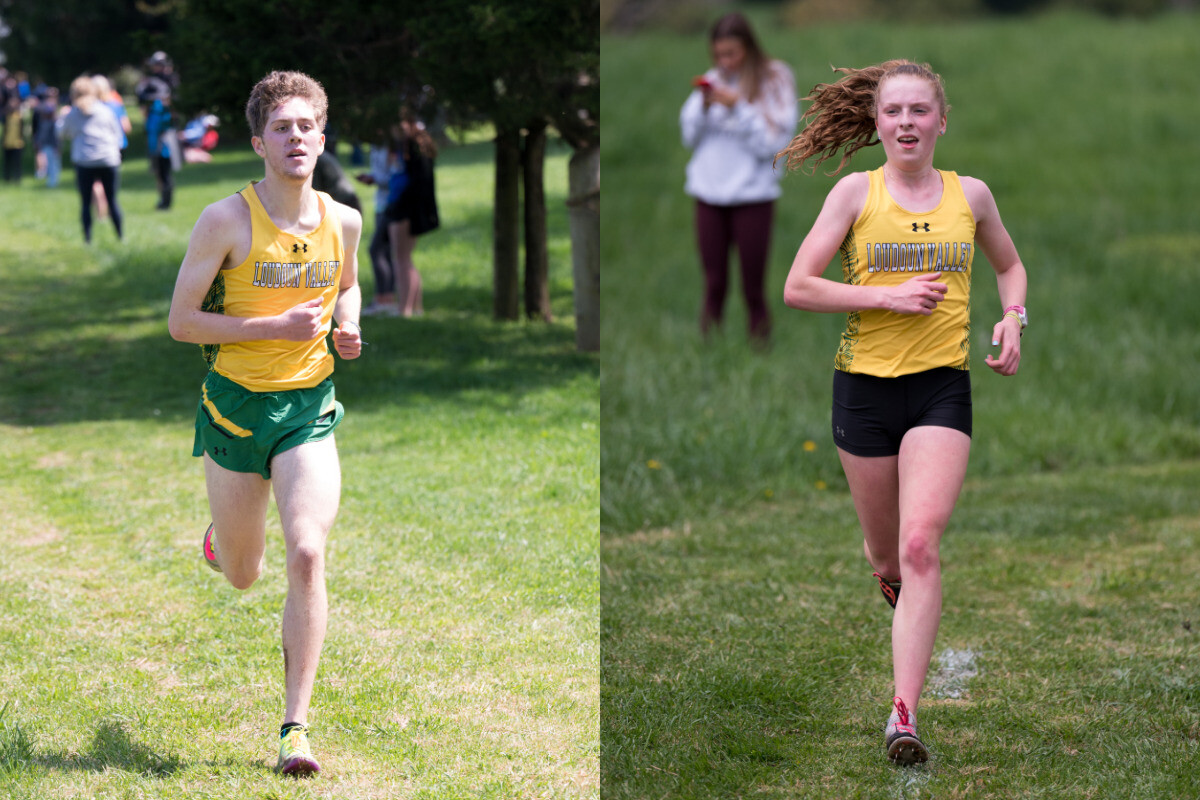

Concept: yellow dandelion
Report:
left=803, top=440, right=817, bottom=452
left=763, top=489, right=774, bottom=499
left=646, top=459, right=661, bottom=470
left=815, top=480, right=828, bottom=490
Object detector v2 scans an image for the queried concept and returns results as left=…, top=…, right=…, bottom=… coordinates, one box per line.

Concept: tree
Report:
left=167, top=0, right=418, bottom=137
left=174, top=0, right=598, bottom=339
left=0, top=0, right=173, bottom=87
left=406, top=0, right=599, bottom=325
left=555, top=71, right=599, bottom=352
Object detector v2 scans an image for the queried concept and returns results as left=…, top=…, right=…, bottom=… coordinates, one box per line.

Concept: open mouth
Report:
left=898, top=135, right=919, bottom=146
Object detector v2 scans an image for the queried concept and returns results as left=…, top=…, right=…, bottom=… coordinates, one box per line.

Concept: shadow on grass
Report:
left=6, top=720, right=184, bottom=778
left=0, top=223, right=593, bottom=428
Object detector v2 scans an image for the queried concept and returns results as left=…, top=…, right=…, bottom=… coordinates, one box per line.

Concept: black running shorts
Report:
left=832, top=367, right=972, bottom=457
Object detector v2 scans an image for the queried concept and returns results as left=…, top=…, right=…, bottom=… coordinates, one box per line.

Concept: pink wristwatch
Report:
left=1003, top=305, right=1028, bottom=329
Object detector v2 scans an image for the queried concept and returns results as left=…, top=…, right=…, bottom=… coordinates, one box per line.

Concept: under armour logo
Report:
left=213, top=447, right=228, bottom=457
left=293, top=243, right=308, bottom=253
left=912, top=222, right=930, bottom=232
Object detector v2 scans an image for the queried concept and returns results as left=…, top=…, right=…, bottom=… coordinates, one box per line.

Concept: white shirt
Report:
left=56, top=103, right=124, bottom=168
left=680, top=60, right=798, bottom=206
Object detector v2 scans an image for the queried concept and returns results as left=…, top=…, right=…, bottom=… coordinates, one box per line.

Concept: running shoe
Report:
left=873, top=572, right=902, bottom=609
left=885, top=696, right=928, bottom=765
left=202, top=523, right=221, bottom=572
left=276, top=725, right=321, bottom=776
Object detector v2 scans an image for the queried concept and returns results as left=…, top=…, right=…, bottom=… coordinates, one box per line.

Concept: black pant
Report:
left=154, top=154, right=173, bottom=208
left=75, top=164, right=123, bottom=242
left=3, top=148, right=22, bottom=182
left=369, top=210, right=394, bottom=295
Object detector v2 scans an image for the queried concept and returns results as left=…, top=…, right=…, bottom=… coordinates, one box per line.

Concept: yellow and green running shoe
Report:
left=276, top=724, right=321, bottom=776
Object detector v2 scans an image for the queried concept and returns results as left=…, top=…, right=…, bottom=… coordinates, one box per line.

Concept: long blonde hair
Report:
left=778, top=60, right=949, bottom=175
left=70, top=74, right=100, bottom=115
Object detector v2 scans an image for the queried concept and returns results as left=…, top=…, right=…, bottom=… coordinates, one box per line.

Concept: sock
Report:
left=281, top=721, right=305, bottom=738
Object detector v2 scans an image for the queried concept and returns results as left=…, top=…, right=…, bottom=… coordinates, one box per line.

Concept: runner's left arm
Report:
left=331, top=203, right=364, bottom=360
left=964, top=176, right=1026, bottom=377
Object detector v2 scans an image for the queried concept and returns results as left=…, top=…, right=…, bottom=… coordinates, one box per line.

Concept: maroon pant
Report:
left=694, top=199, right=774, bottom=342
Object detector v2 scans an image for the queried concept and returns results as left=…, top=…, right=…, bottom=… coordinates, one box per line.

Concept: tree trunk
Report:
left=566, top=144, right=600, bottom=352
left=493, top=125, right=522, bottom=321
left=522, top=121, right=551, bottom=321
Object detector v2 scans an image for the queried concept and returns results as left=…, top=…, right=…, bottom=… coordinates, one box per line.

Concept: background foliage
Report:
left=599, top=0, right=1196, bottom=31
left=0, top=0, right=598, bottom=140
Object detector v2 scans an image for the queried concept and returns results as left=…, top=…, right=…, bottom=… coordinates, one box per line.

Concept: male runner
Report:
left=167, top=70, right=363, bottom=777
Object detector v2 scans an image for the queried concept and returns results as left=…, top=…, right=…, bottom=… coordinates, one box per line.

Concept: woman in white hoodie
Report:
left=57, top=75, right=124, bottom=243
left=680, top=12, right=797, bottom=345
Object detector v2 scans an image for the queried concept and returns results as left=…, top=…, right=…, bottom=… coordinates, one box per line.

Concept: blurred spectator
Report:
left=57, top=75, right=124, bottom=242
left=95, top=75, right=132, bottom=155
left=181, top=114, right=220, bottom=163
left=3, top=92, right=25, bottom=183
left=680, top=11, right=797, bottom=345
left=140, top=80, right=179, bottom=210
left=15, top=71, right=31, bottom=102
left=135, top=51, right=180, bottom=101
left=91, top=75, right=132, bottom=218
left=356, top=135, right=399, bottom=315
left=32, top=86, right=62, bottom=187
left=384, top=111, right=440, bottom=317
left=312, top=148, right=362, bottom=212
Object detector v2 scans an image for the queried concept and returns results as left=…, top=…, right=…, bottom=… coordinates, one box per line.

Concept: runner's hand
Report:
left=985, top=315, right=1022, bottom=376
left=276, top=298, right=325, bottom=341
left=332, top=321, right=363, bottom=360
left=887, top=272, right=948, bottom=316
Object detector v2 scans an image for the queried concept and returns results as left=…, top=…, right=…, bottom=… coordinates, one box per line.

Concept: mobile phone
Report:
left=692, top=76, right=713, bottom=89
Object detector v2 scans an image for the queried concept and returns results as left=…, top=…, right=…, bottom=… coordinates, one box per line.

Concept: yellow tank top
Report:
left=834, top=168, right=975, bottom=377
left=201, top=183, right=344, bottom=391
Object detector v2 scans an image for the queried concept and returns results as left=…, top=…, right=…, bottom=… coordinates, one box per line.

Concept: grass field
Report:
left=0, top=132, right=598, bottom=798
left=601, top=8, right=1200, bottom=798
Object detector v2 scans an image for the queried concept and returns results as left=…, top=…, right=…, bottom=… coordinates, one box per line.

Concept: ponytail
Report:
left=777, top=60, right=947, bottom=175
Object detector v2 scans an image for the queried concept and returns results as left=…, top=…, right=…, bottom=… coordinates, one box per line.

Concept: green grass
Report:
left=0, top=134, right=598, bottom=798
left=601, top=8, right=1200, bottom=798
left=603, top=463, right=1200, bottom=798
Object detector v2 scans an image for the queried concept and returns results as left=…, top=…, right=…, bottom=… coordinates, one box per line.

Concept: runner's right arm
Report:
left=168, top=199, right=323, bottom=345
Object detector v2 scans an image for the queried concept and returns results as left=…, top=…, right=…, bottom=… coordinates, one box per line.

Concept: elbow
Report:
left=167, top=311, right=192, bottom=343
left=783, top=284, right=806, bottom=311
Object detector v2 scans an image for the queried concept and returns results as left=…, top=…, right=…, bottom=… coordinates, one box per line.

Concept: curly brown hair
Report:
left=244, top=70, right=328, bottom=138
left=777, top=60, right=949, bottom=175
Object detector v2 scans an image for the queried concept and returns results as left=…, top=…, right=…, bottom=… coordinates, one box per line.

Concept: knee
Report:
left=899, top=528, right=941, bottom=576
left=286, top=541, right=325, bottom=585
left=225, top=559, right=264, bottom=591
